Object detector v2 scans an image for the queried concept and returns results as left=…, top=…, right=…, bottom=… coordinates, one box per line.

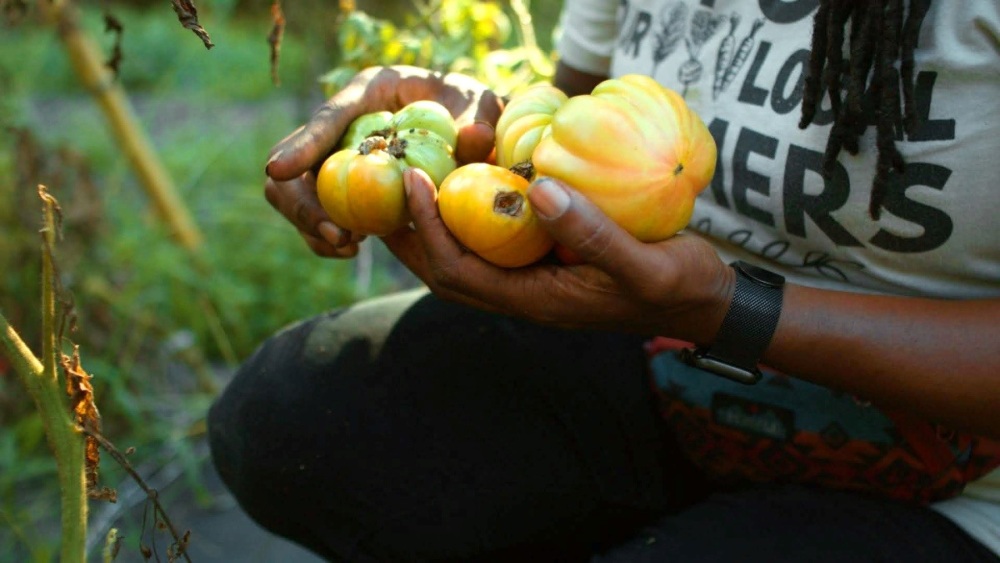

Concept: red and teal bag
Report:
left=647, top=337, right=1000, bottom=504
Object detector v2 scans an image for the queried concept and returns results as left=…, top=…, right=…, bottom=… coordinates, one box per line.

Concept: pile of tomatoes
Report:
left=316, top=74, right=717, bottom=268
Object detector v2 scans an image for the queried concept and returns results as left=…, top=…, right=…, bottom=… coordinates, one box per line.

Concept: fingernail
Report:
left=265, top=150, right=283, bottom=176
left=317, top=221, right=345, bottom=246
left=402, top=168, right=412, bottom=196
left=528, top=178, right=570, bottom=220
left=473, top=119, right=495, bottom=133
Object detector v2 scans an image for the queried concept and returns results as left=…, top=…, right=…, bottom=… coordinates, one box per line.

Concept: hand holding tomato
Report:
left=384, top=168, right=737, bottom=346
left=265, top=65, right=503, bottom=258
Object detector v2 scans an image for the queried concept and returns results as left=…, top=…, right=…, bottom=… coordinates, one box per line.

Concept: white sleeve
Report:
left=555, top=0, right=619, bottom=76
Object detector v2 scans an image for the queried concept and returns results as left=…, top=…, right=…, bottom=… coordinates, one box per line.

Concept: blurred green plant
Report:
left=321, top=0, right=558, bottom=98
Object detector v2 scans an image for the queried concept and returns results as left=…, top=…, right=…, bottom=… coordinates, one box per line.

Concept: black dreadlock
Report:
left=799, top=0, right=931, bottom=219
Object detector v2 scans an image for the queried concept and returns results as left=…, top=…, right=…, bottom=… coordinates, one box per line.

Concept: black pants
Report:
left=208, top=289, right=996, bottom=562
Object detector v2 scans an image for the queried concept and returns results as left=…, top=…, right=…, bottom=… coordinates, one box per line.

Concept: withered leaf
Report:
left=267, top=1, right=286, bottom=87
left=62, top=345, right=117, bottom=502
left=103, top=12, right=124, bottom=77
left=171, top=0, right=214, bottom=49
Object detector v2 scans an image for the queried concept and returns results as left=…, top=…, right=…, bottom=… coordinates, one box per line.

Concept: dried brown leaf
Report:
left=171, top=0, right=214, bottom=49
left=267, top=1, right=285, bottom=87
left=62, top=345, right=117, bottom=502
left=103, top=12, right=124, bottom=77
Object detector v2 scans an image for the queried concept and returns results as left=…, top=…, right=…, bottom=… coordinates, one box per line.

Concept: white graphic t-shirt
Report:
left=557, top=0, right=1000, bottom=554
left=559, top=0, right=1000, bottom=299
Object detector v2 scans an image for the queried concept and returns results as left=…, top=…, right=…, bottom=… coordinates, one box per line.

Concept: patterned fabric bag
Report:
left=647, top=337, right=1000, bottom=504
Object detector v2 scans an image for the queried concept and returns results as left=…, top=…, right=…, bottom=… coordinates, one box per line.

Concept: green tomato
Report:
left=339, top=111, right=393, bottom=150
left=390, top=100, right=459, bottom=149
left=391, top=129, right=456, bottom=187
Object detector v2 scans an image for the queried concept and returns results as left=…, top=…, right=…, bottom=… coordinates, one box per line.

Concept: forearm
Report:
left=553, top=61, right=607, bottom=97
left=764, top=286, right=1000, bottom=438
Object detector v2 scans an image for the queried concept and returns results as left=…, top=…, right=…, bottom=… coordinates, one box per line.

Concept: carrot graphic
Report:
left=720, top=18, right=764, bottom=94
left=713, top=12, right=740, bottom=100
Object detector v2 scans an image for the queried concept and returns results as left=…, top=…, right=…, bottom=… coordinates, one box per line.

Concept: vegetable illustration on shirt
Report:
left=717, top=18, right=765, bottom=96
left=651, top=2, right=688, bottom=77
left=713, top=12, right=740, bottom=100
left=677, top=9, right=724, bottom=97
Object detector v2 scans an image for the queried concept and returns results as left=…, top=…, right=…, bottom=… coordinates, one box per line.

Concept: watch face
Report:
left=734, top=261, right=785, bottom=288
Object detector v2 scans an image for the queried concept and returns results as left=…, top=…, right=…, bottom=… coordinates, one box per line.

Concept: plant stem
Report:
left=0, top=190, right=89, bottom=563
left=40, top=188, right=89, bottom=563
left=1, top=320, right=87, bottom=563
left=0, top=313, right=43, bottom=393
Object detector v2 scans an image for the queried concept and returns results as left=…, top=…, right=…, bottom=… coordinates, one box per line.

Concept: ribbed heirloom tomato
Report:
left=493, top=83, right=567, bottom=170
left=437, top=163, right=554, bottom=268
left=316, top=101, right=459, bottom=236
left=499, top=74, right=717, bottom=244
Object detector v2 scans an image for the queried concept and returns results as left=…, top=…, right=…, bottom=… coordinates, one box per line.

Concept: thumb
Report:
left=527, top=177, right=651, bottom=278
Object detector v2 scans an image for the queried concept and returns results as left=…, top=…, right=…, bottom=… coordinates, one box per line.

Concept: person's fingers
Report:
left=264, top=175, right=326, bottom=235
left=299, top=231, right=360, bottom=259
left=401, top=167, right=468, bottom=270
left=526, top=177, right=657, bottom=285
left=266, top=102, right=365, bottom=181
left=454, top=93, right=503, bottom=163
left=404, top=167, right=569, bottom=317
left=265, top=175, right=357, bottom=248
left=318, top=221, right=366, bottom=248
left=401, top=167, right=504, bottom=289
left=267, top=66, right=502, bottom=177
left=266, top=68, right=396, bottom=181
left=381, top=224, right=505, bottom=314
left=381, top=225, right=428, bottom=276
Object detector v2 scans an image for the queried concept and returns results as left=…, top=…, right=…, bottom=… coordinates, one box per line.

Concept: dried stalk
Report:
left=81, top=423, right=193, bottom=563
left=36, top=0, right=204, bottom=251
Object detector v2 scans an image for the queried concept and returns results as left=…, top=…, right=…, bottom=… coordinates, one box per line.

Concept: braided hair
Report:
left=799, top=0, right=931, bottom=219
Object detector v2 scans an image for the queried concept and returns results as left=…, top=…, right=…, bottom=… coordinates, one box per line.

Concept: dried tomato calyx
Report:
left=356, top=134, right=427, bottom=162
left=358, top=136, right=390, bottom=155
left=509, top=161, right=535, bottom=181
left=493, top=191, right=524, bottom=217
left=387, top=137, right=408, bottom=159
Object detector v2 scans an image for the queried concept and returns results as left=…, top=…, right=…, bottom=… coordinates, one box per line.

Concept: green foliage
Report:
left=321, top=0, right=560, bottom=97
left=0, top=4, right=314, bottom=99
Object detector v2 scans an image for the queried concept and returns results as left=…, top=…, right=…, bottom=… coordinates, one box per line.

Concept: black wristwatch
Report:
left=680, top=261, right=785, bottom=385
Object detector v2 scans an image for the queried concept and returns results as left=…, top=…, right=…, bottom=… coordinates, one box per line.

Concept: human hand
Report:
left=264, top=173, right=363, bottom=258
left=264, top=65, right=504, bottom=258
left=383, top=168, right=737, bottom=345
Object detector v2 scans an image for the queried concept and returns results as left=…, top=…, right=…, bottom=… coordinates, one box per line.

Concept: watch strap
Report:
left=681, top=261, right=784, bottom=385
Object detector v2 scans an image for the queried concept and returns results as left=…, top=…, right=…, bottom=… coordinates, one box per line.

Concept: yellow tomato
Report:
left=437, top=163, right=554, bottom=268
left=316, top=143, right=408, bottom=236
left=316, top=100, right=460, bottom=236
left=494, top=83, right=567, bottom=169
left=532, top=74, right=717, bottom=242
